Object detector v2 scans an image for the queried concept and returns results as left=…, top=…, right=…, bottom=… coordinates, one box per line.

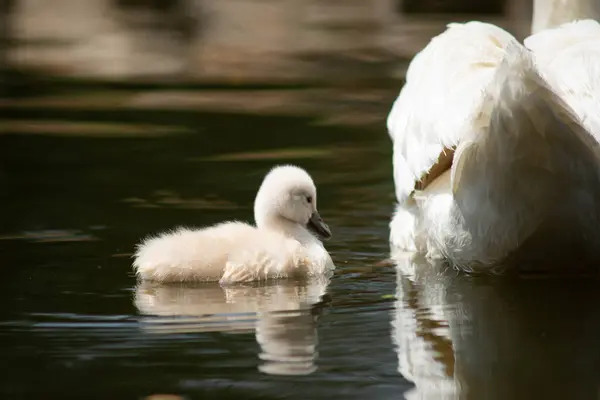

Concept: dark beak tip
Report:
left=318, top=223, right=332, bottom=241
left=307, top=212, right=332, bottom=241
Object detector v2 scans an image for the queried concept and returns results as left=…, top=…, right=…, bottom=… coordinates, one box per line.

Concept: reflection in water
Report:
left=134, top=277, right=330, bottom=376
left=392, top=253, right=600, bottom=400
left=392, top=254, right=458, bottom=400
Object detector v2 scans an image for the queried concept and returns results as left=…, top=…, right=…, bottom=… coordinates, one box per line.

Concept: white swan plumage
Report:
left=526, top=19, right=600, bottom=139
left=133, top=165, right=334, bottom=283
left=388, top=0, right=600, bottom=272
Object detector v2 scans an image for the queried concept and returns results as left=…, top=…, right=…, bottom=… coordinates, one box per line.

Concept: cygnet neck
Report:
left=256, top=213, right=311, bottom=240
left=532, top=0, right=600, bottom=34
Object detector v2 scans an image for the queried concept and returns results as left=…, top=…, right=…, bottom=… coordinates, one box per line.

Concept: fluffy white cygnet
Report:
left=133, top=165, right=334, bottom=284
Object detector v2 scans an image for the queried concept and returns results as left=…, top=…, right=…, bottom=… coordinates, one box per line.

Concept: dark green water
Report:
left=2, top=81, right=600, bottom=400
left=0, top=87, right=401, bottom=399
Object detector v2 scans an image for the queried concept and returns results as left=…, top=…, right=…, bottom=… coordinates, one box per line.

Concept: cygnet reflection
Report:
left=391, top=252, right=600, bottom=400
left=134, top=276, right=330, bottom=376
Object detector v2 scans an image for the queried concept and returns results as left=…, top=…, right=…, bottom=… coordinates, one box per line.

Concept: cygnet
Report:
left=133, top=165, right=334, bottom=284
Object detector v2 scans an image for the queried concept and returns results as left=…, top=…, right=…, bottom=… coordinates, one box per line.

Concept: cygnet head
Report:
left=254, top=165, right=331, bottom=241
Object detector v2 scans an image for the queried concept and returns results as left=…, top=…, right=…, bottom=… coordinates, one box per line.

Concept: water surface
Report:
left=2, top=82, right=600, bottom=399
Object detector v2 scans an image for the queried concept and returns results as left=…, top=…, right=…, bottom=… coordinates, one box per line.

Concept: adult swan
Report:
left=387, top=0, right=600, bottom=273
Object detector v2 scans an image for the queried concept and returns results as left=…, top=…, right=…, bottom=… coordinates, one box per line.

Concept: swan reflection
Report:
left=392, top=253, right=600, bottom=400
left=134, top=276, right=330, bottom=376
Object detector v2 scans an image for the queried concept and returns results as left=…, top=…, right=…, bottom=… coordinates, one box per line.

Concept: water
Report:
left=3, top=80, right=600, bottom=399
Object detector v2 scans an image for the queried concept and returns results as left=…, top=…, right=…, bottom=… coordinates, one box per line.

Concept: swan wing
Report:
left=388, top=21, right=517, bottom=203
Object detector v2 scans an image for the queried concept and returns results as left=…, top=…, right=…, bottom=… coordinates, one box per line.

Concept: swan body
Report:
left=388, top=16, right=600, bottom=271
left=133, top=165, right=333, bottom=283
left=525, top=19, right=600, bottom=140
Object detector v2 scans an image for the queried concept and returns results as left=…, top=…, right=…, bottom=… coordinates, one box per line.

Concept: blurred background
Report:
left=2, top=0, right=531, bottom=84
left=0, top=0, right=534, bottom=138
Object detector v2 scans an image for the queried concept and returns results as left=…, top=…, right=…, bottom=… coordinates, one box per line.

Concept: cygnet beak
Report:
left=307, top=210, right=332, bottom=241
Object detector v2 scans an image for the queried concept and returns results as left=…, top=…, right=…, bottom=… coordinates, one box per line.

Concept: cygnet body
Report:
left=133, top=165, right=334, bottom=284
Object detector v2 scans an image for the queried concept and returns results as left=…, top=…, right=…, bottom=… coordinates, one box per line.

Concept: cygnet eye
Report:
left=306, top=196, right=313, bottom=204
